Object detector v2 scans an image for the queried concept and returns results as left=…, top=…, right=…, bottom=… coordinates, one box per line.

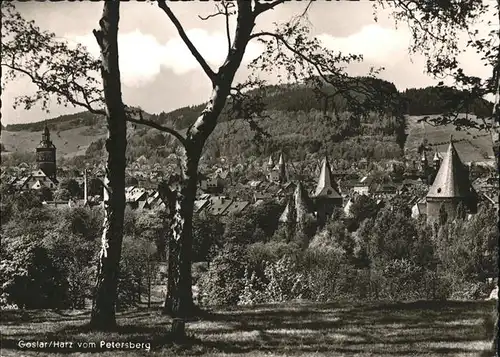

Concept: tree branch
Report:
left=198, top=2, right=234, bottom=54
left=126, top=116, right=187, bottom=147
left=157, top=0, right=216, bottom=83
left=1, top=61, right=105, bottom=115
left=249, top=31, right=334, bottom=86
left=224, top=2, right=233, bottom=53
left=254, top=0, right=288, bottom=16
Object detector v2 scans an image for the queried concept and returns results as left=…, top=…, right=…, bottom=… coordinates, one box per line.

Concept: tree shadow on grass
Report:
left=1, top=301, right=494, bottom=356
left=187, top=301, right=494, bottom=356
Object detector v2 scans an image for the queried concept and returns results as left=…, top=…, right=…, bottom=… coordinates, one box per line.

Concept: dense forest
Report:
left=403, top=87, right=493, bottom=117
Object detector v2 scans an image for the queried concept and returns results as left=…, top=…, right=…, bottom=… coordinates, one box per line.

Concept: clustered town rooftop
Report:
left=3, top=124, right=498, bottom=224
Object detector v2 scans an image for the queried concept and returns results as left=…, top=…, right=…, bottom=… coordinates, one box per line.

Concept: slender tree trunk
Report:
left=90, top=0, right=127, bottom=331
left=147, top=263, right=152, bottom=309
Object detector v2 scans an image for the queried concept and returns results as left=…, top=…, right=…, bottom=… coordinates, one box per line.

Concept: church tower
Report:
left=36, top=122, right=57, bottom=180
left=426, top=138, right=477, bottom=222
left=312, top=156, right=343, bottom=227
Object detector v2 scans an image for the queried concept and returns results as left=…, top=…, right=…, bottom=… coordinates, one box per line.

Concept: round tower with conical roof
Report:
left=425, top=138, right=477, bottom=222
left=36, top=122, right=57, bottom=180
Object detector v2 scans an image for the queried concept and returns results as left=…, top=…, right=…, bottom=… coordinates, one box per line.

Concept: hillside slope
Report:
left=1, top=82, right=493, bottom=166
left=1, top=125, right=107, bottom=158
left=405, top=114, right=494, bottom=163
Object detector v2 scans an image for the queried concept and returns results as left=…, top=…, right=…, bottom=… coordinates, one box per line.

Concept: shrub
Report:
left=371, top=259, right=449, bottom=301
left=43, top=231, right=98, bottom=309
left=238, top=267, right=266, bottom=306
left=246, top=241, right=301, bottom=271
left=198, top=244, right=246, bottom=306
left=118, top=236, right=158, bottom=309
left=262, top=255, right=307, bottom=303
left=303, top=248, right=365, bottom=301
left=0, top=235, right=68, bottom=309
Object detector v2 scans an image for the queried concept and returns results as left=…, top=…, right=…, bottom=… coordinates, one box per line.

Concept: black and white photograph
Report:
left=0, top=0, right=499, bottom=355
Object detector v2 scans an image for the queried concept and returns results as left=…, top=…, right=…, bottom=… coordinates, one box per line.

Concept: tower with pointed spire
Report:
left=268, top=151, right=287, bottom=183
left=425, top=138, right=477, bottom=222
left=311, top=156, right=343, bottom=226
left=432, top=150, right=442, bottom=170
left=267, top=154, right=274, bottom=170
left=276, top=152, right=286, bottom=183
left=36, top=122, right=57, bottom=180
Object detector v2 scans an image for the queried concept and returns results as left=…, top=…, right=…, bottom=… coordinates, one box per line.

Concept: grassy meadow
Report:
left=1, top=300, right=496, bottom=356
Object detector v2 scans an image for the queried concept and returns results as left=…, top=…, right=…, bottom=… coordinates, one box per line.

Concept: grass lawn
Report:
left=0, top=300, right=496, bottom=356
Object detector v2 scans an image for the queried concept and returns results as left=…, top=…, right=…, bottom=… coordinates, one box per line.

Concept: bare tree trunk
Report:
left=90, top=0, right=127, bottom=331
left=163, top=154, right=199, bottom=317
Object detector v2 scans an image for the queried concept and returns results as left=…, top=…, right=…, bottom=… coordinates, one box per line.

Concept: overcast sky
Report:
left=1, top=1, right=492, bottom=125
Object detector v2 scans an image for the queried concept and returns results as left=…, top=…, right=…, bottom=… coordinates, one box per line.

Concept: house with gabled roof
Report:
left=30, top=179, right=47, bottom=190
left=194, top=199, right=210, bottom=214
left=248, top=180, right=263, bottom=189
left=352, top=176, right=373, bottom=195
left=125, top=186, right=149, bottom=209
left=9, top=167, right=58, bottom=192
left=222, top=200, right=250, bottom=217
left=137, top=200, right=151, bottom=210
left=205, top=197, right=233, bottom=216
left=200, top=174, right=225, bottom=194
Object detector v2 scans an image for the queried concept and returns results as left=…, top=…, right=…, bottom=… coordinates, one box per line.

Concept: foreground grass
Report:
left=1, top=300, right=496, bottom=356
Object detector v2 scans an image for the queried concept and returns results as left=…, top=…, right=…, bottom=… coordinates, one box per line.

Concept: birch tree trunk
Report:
left=90, top=0, right=127, bottom=331
left=163, top=152, right=199, bottom=316
left=162, top=0, right=256, bottom=317
left=492, top=3, right=499, bottom=353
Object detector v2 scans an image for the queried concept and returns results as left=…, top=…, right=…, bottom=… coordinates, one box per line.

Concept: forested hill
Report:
left=402, top=86, right=492, bottom=117
left=138, top=82, right=493, bottom=131
left=1, top=79, right=494, bottom=168
left=4, top=78, right=492, bottom=133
